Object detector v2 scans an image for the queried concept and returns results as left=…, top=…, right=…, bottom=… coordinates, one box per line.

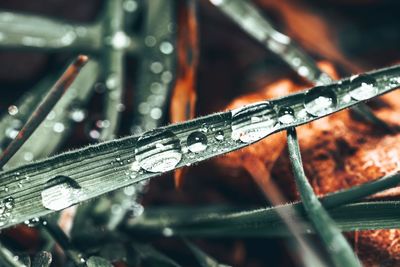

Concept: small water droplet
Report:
left=349, top=75, right=378, bottom=101
left=130, top=202, right=144, bottom=217
left=85, top=119, right=110, bottom=140
left=159, top=41, right=174, bottom=54
left=3, top=197, right=14, bottom=210
left=144, top=35, right=156, bottom=47
left=106, top=73, right=119, bottom=89
left=135, top=130, right=182, bottom=173
left=187, top=131, right=208, bottom=153
left=150, top=107, right=162, bottom=120
left=41, top=176, right=84, bottom=211
left=109, top=31, right=130, bottom=50
left=53, top=122, right=65, bottom=133
left=150, top=61, right=163, bottom=74
left=215, top=130, right=224, bottom=141
left=24, top=217, right=40, bottom=227
left=231, top=101, right=277, bottom=143
left=69, top=107, right=86, bottom=122
left=278, top=107, right=295, bottom=124
left=0, top=197, right=14, bottom=226
left=162, top=227, right=174, bottom=237
left=298, top=66, right=310, bottom=77
left=8, top=105, right=18, bottom=116
left=123, top=0, right=138, bottom=12
left=304, top=87, right=337, bottom=117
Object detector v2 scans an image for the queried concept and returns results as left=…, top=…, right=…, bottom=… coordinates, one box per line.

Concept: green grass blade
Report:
left=0, top=65, right=398, bottom=229
left=184, top=239, right=231, bottom=267
left=3, top=60, right=99, bottom=169
left=0, top=11, right=101, bottom=51
left=131, top=243, right=182, bottom=267
left=86, top=256, right=113, bottom=267
left=287, top=128, right=360, bottom=267
left=124, top=201, right=400, bottom=237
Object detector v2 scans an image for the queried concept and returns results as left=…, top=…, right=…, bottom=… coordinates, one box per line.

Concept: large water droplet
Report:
left=278, top=107, right=295, bottom=124
left=349, top=75, right=378, bottom=101
left=231, top=101, right=277, bottom=143
left=215, top=130, right=224, bottom=141
left=41, top=176, right=84, bottom=211
left=187, top=131, right=208, bottom=153
left=304, top=88, right=337, bottom=117
left=135, top=130, right=182, bottom=173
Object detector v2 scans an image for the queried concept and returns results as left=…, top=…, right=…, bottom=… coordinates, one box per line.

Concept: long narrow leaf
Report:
left=287, top=128, right=360, bottom=267
left=124, top=201, right=400, bottom=237
left=0, top=65, right=398, bottom=229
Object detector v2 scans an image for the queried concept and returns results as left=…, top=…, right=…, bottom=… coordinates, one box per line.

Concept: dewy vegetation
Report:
left=0, top=0, right=399, bottom=266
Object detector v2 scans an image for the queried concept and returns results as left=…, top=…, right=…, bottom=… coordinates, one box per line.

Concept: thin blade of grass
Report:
left=100, top=0, right=125, bottom=141
left=1, top=60, right=99, bottom=169
left=184, top=239, right=231, bottom=267
left=86, top=256, right=112, bottom=267
left=211, top=0, right=391, bottom=130
left=124, top=201, right=400, bottom=237
left=0, top=242, right=27, bottom=267
left=287, top=128, right=360, bottom=267
left=0, top=12, right=101, bottom=52
left=0, top=65, right=398, bottom=229
left=131, top=243, right=182, bottom=267
left=0, top=55, right=89, bottom=169
left=42, top=220, right=86, bottom=266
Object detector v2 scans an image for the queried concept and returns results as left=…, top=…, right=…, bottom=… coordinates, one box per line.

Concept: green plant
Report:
left=0, top=1, right=399, bottom=266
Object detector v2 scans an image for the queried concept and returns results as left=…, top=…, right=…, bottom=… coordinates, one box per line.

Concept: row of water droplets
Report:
left=131, top=23, right=176, bottom=134
left=132, top=73, right=383, bottom=173
left=0, top=73, right=387, bottom=227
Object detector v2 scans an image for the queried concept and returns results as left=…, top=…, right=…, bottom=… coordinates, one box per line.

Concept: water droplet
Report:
left=8, top=105, right=18, bottom=116
left=86, top=119, right=110, bottom=140
left=135, top=130, right=182, bottom=173
left=162, top=227, right=174, bottom=237
left=231, top=101, right=277, bottom=143
left=24, top=217, right=40, bottom=227
left=41, top=176, right=85, bottom=211
left=159, top=41, right=174, bottom=54
left=298, top=66, right=310, bottom=77
left=3, top=197, right=14, bottom=210
left=349, top=75, right=378, bottom=101
left=150, top=62, right=163, bottom=74
left=21, top=36, right=46, bottom=47
left=53, top=122, right=65, bottom=133
left=161, top=71, right=173, bottom=83
left=109, top=31, right=130, bottom=50
left=215, top=130, right=224, bottom=141
left=23, top=152, right=34, bottom=162
left=144, top=35, right=156, bottom=47
left=304, top=88, right=337, bottom=117
left=0, top=197, right=14, bottom=226
left=210, top=0, right=224, bottom=5
left=69, top=107, right=86, bottom=122
left=278, top=107, right=295, bottom=124
left=187, top=131, right=208, bottom=153
left=106, top=73, right=119, bottom=89
left=123, top=185, right=136, bottom=196
left=123, top=0, right=138, bottom=12
left=150, top=107, right=162, bottom=120
left=130, top=202, right=144, bottom=217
